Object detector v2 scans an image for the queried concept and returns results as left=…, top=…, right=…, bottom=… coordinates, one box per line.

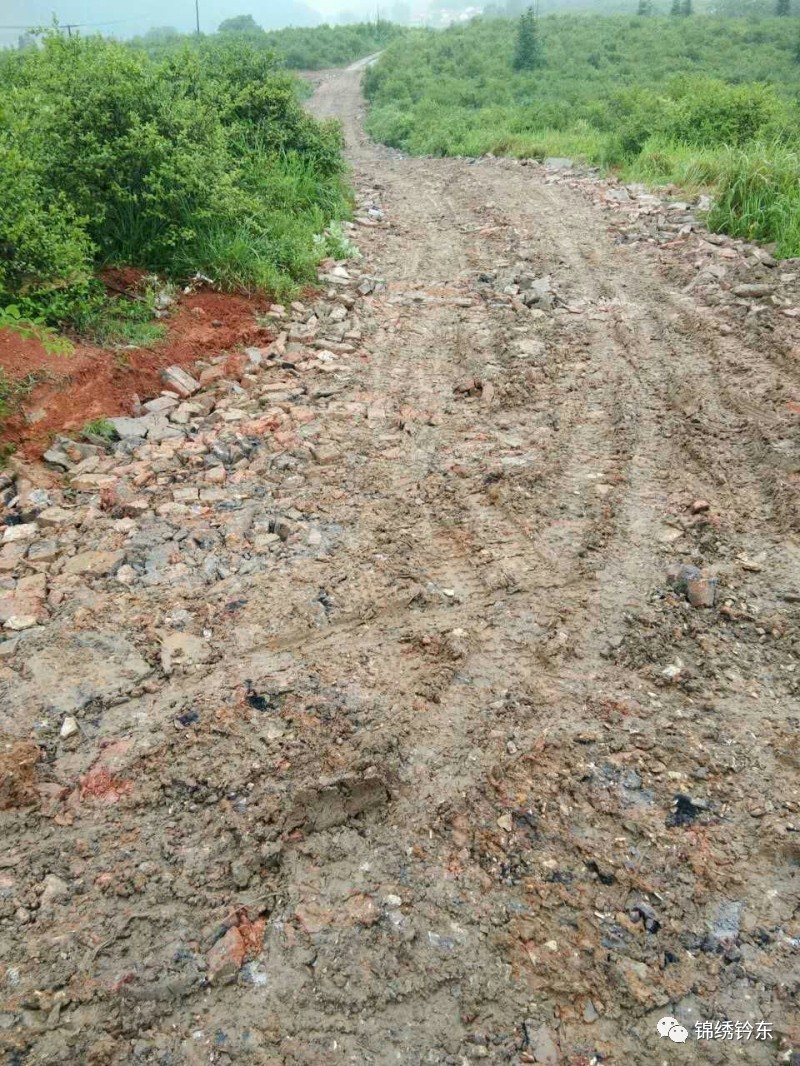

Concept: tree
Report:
left=670, top=0, right=682, bottom=13
left=513, top=7, right=542, bottom=72
left=681, top=0, right=693, bottom=13
left=218, top=14, right=263, bottom=33
left=777, top=0, right=790, bottom=15
left=637, top=0, right=653, bottom=14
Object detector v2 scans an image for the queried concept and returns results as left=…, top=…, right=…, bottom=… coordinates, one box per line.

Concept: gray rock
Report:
left=667, top=563, right=702, bottom=595
left=584, top=1001, right=599, bottom=1023
left=161, top=365, right=200, bottom=398
left=142, top=395, right=179, bottom=414
left=109, top=416, right=151, bottom=439
left=15, top=630, right=151, bottom=718
left=19, top=489, right=50, bottom=516
left=160, top=632, right=213, bottom=675
left=27, top=540, right=59, bottom=564
left=711, top=900, right=743, bottom=942
left=63, top=550, right=125, bottom=577
left=519, top=276, right=555, bottom=309
left=145, top=415, right=185, bottom=443
left=42, top=450, right=72, bottom=471
left=513, top=337, right=546, bottom=362
left=39, top=874, right=69, bottom=912
left=523, top=1023, right=559, bottom=1065
left=732, top=283, right=775, bottom=298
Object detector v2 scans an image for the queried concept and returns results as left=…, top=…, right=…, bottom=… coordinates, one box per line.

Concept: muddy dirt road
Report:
left=1, top=62, right=799, bottom=1065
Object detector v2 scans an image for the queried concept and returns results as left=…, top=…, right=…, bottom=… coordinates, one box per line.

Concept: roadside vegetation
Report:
left=365, top=14, right=800, bottom=255
left=131, top=19, right=403, bottom=69
left=0, top=29, right=352, bottom=342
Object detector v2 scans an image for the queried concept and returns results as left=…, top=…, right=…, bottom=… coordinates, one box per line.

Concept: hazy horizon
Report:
left=0, top=0, right=401, bottom=47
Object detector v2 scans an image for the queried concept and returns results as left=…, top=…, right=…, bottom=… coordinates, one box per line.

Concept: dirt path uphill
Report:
left=1, top=61, right=798, bottom=1065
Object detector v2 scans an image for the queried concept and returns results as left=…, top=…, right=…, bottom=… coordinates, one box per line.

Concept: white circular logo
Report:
left=657, top=1016, right=689, bottom=1043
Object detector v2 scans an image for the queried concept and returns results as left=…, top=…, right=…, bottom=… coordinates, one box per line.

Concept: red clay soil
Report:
left=0, top=288, right=272, bottom=460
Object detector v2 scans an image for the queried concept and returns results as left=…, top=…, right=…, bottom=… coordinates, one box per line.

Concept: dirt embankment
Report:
left=0, top=287, right=270, bottom=460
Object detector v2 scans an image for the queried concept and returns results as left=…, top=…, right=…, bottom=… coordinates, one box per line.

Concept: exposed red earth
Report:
left=0, top=282, right=270, bottom=460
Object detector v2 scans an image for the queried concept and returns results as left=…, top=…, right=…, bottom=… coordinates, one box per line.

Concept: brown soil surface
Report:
left=0, top=61, right=799, bottom=1066
left=0, top=289, right=270, bottom=459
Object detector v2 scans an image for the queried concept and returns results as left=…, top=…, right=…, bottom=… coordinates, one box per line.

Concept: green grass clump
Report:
left=620, top=138, right=729, bottom=187
left=708, top=144, right=800, bottom=255
left=73, top=297, right=168, bottom=348
left=82, top=418, right=116, bottom=440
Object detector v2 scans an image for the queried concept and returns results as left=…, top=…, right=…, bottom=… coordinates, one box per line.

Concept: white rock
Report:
left=2, top=523, right=38, bottom=543
left=4, top=615, right=38, bottom=631
left=160, top=365, right=200, bottom=398
left=60, top=716, right=79, bottom=739
left=39, top=874, right=69, bottom=911
left=115, top=565, right=137, bottom=586
left=662, top=660, right=684, bottom=682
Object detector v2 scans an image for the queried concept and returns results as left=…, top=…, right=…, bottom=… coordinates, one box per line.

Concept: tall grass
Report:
left=708, top=144, right=800, bottom=255
left=620, top=138, right=730, bottom=187
left=176, top=151, right=352, bottom=297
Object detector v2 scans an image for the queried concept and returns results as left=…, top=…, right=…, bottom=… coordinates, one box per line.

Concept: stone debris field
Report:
left=0, top=61, right=799, bottom=1066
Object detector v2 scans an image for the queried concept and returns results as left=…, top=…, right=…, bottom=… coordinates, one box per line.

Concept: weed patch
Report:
left=365, top=15, right=800, bottom=253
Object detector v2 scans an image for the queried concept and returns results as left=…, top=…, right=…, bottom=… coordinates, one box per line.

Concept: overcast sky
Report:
left=0, top=0, right=390, bottom=45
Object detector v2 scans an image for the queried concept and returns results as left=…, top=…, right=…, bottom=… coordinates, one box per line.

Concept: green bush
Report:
left=0, top=135, right=94, bottom=316
left=130, top=20, right=404, bottom=70
left=5, top=37, right=238, bottom=268
left=663, top=77, right=781, bottom=145
left=0, top=29, right=352, bottom=328
left=602, top=87, right=662, bottom=161
left=365, top=15, right=800, bottom=255
left=366, top=16, right=800, bottom=161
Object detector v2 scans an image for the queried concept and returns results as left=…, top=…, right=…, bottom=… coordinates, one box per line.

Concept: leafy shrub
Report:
left=663, top=77, right=781, bottom=146
left=5, top=37, right=237, bottom=269
left=130, top=20, right=404, bottom=70
left=602, top=87, right=662, bottom=161
left=366, top=16, right=800, bottom=160
left=365, top=15, right=800, bottom=254
left=0, top=134, right=93, bottom=316
left=0, top=29, right=351, bottom=328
